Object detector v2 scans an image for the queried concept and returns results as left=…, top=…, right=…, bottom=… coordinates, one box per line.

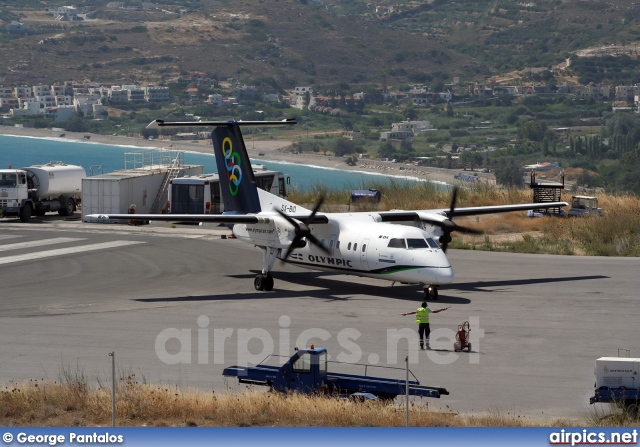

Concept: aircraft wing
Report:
left=440, top=201, right=569, bottom=217
left=85, top=211, right=329, bottom=225
left=376, top=201, right=569, bottom=222
left=85, top=213, right=274, bottom=224
left=280, top=214, right=329, bottom=224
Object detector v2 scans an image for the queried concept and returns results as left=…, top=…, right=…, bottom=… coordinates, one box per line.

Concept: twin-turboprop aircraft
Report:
left=89, top=118, right=567, bottom=299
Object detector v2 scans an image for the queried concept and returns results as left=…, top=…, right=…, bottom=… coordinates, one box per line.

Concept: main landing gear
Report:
left=255, top=246, right=279, bottom=291
left=424, top=285, right=438, bottom=300
left=254, top=273, right=274, bottom=291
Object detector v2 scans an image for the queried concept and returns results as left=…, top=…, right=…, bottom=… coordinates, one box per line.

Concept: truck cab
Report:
left=272, top=347, right=328, bottom=393
left=0, top=169, right=29, bottom=219
left=568, top=195, right=603, bottom=217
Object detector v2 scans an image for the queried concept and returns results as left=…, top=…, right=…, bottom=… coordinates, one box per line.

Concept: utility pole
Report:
left=405, top=355, right=409, bottom=427
left=109, top=352, right=116, bottom=427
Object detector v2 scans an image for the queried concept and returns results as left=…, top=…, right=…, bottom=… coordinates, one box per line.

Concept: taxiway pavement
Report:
left=0, top=217, right=637, bottom=421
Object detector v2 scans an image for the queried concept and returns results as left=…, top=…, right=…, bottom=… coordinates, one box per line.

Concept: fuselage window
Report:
left=407, top=238, right=429, bottom=249
left=353, top=243, right=357, bottom=251
left=336, top=241, right=340, bottom=249
left=387, top=238, right=407, bottom=249
left=329, top=240, right=334, bottom=249
left=426, top=238, right=439, bottom=249
left=362, top=244, right=366, bottom=252
left=347, top=242, right=352, bottom=250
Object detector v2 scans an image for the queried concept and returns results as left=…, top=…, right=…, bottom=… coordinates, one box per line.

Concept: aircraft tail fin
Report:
left=147, top=118, right=296, bottom=215
left=212, top=123, right=261, bottom=214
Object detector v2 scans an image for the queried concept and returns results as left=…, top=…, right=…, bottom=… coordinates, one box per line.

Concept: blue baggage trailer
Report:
left=223, top=347, right=448, bottom=400
left=590, top=388, right=640, bottom=405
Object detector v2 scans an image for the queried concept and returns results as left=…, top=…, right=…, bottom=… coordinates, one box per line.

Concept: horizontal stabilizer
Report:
left=85, top=213, right=272, bottom=224
left=147, top=118, right=296, bottom=129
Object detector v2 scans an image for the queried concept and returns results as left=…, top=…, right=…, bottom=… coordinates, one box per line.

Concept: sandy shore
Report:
left=0, top=125, right=485, bottom=185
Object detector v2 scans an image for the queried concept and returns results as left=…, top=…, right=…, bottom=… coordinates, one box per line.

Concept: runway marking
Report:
left=0, top=237, right=85, bottom=252
left=0, top=235, right=23, bottom=241
left=0, top=240, right=145, bottom=265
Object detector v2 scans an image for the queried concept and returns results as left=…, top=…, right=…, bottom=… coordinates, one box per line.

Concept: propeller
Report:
left=275, top=196, right=330, bottom=261
left=427, top=186, right=483, bottom=252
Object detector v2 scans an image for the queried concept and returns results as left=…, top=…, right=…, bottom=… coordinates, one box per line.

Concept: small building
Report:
left=82, top=153, right=203, bottom=221
left=6, top=22, right=28, bottom=33
left=343, top=130, right=363, bottom=140
left=144, top=86, right=170, bottom=102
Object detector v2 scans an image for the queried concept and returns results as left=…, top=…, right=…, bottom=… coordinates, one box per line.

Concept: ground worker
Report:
left=400, top=302, right=450, bottom=350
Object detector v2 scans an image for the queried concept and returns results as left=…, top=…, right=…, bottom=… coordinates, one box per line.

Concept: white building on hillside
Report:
left=74, top=93, right=103, bottom=116
left=290, top=86, right=313, bottom=109
left=144, top=86, right=170, bottom=102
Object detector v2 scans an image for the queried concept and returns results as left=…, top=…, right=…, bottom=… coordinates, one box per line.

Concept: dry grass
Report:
left=290, top=182, right=640, bottom=256
left=0, top=376, right=592, bottom=427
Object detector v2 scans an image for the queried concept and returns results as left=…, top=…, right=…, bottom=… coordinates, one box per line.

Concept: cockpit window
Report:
left=387, top=238, right=406, bottom=249
left=407, top=238, right=429, bottom=249
left=426, top=238, right=439, bottom=249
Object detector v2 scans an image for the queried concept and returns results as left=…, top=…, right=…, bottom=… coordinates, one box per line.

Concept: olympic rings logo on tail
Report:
left=223, top=136, right=242, bottom=196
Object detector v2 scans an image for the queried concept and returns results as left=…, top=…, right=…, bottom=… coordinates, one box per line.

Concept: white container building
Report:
left=81, top=151, right=203, bottom=222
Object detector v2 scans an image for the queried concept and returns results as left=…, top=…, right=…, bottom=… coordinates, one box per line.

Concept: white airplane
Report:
left=88, top=118, right=568, bottom=299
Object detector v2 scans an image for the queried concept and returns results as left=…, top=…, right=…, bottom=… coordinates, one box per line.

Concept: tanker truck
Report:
left=0, top=163, right=85, bottom=222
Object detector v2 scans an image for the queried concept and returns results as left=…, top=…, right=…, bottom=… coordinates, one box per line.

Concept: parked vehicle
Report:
left=590, top=357, right=639, bottom=413
left=568, top=195, right=603, bottom=217
left=223, top=346, right=449, bottom=400
left=0, top=162, right=84, bottom=222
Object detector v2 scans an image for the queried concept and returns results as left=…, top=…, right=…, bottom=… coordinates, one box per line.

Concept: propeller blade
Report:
left=306, top=233, right=330, bottom=254
left=455, top=225, right=483, bottom=235
left=275, top=208, right=301, bottom=229
left=276, top=195, right=326, bottom=260
left=308, top=195, right=324, bottom=219
left=448, top=186, right=458, bottom=219
left=440, top=234, right=452, bottom=253
left=282, top=236, right=302, bottom=261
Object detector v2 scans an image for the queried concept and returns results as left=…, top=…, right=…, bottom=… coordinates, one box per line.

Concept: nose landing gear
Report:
left=424, top=285, right=438, bottom=300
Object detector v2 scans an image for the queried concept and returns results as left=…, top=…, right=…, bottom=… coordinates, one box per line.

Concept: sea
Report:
left=0, top=134, right=447, bottom=192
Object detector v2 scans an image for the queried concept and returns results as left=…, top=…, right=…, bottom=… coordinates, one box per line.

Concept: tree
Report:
left=396, top=139, right=415, bottom=161
left=519, top=120, right=546, bottom=142
left=494, top=162, right=524, bottom=188
left=403, top=105, right=418, bottom=120
left=461, top=151, right=483, bottom=170
left=345, top=155, right=358, bottom=166
left=304, top=91, right=311, bottom=109
left=334, top=139, right=356, bottom=157
left=378, top=141, right=396, bottom=159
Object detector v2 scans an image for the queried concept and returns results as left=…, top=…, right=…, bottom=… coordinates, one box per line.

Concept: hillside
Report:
left=1, top=0, right=640, bottom=88
left=0, top=0, right=467, bottom=89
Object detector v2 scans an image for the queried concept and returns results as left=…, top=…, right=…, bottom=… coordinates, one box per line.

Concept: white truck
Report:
left=0, top=163, right=85, bottom=222
left=590, top=357, right=640, bottom=411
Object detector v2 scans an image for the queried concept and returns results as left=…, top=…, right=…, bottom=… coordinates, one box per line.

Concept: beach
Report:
left=0, top=125, right=483, bottom=185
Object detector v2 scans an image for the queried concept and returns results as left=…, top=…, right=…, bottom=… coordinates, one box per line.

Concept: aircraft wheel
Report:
left=425, top=286, right=438, bottom=300
left=254, top=275, right=264, bottom=291
left=264, top=274, right=274, bottom=291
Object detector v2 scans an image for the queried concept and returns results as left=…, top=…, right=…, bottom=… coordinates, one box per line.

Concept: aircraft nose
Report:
left=435, top=251, right=454, bottom=284
left=437, top=265, right=454, bottom=284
